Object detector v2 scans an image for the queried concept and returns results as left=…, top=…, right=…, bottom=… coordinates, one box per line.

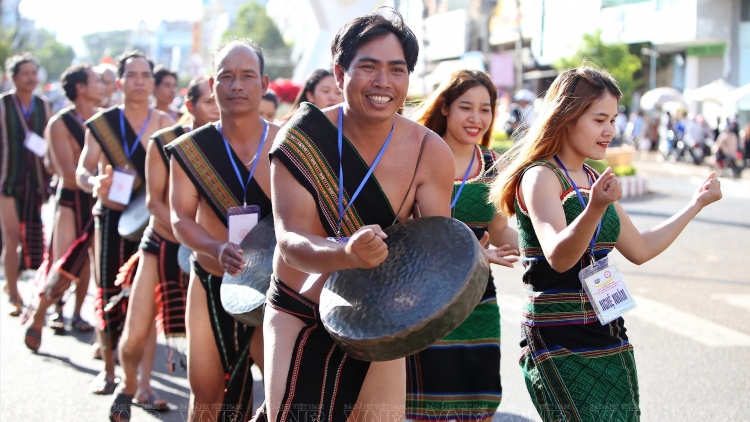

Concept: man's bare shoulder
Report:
left=151, top=124, right=183, bottom=140
left=153, top=109, right=176, bottom=128
left=322, top=107, right=338, bottom=124
left=47, top=113, right=64, bottom=127
left=152, top=108, right=172, bottom=119
left=396, top=116, right=450, bottom=160
left=422, top=132, right=453, bottom=170
left=87, top=107, right=111, bottom=125
left=36, top=93, right=50, bottom=103
left=266, top=121, right=282, bottom=141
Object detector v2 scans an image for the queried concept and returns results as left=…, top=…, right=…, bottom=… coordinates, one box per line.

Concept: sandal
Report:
left=71, top=315, right=94, bottom=332
left=24, top=326, right=42, bottom=352
left=89, top=373, right=120, bottom=395
left=110, top=389, right=134, bottom=422
left=132, top=391, right=170, bottom=411
left=49, top=312, right=66, bottom=333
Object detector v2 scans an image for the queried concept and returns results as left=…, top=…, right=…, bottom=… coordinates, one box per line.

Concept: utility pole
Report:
left=641, top=44, right=660, bottom=90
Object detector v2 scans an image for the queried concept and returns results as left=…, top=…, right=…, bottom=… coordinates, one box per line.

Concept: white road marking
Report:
left=710, top=294, right=750, bottom=312
left=629, top=295, right=750, bottom=347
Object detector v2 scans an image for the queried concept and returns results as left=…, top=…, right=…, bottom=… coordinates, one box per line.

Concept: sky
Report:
left=18, top=0, right=204, bottom=56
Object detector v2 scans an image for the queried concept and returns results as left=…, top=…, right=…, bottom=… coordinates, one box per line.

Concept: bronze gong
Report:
left=221, top=215, right=276, bottom=326
left=320, top=216, right=489, bottom=362
left=117, top=191, right=150, bottom=242
left=178, top=244, right=193, bottom=275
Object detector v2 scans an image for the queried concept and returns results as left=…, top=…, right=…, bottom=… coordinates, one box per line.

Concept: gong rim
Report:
left=118, top=192, right=150, bottom=242
left=177, top=244, right=192, bottom=275
left=220, top=215, right=276, bottom=326
left=320, top=216, right=488, bottom=361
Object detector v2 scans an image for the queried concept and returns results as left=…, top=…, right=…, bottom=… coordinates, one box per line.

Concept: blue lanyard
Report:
left=337, top=106, right=394, bottom=236
left=218, top=120, right=268, bottom=206
left=553, top=155, right=602, bottom=261
left=450, top=147, right=477, bottom=209
left=119, top=108, right=152, bottom=160
left=18, top=95, right=34, bottom=122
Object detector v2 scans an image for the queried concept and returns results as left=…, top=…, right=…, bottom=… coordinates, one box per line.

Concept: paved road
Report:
left=1, top=157, right=748, bottom=422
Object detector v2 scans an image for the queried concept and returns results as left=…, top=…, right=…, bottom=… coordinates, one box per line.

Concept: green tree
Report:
left=34, top=30, right=75, bottom=81
left=554, top=29, right=642, bottom=107
left=0, top=34, right=13, bottom=75
left=1, top=27, right=74, bottom=82
left=223, top=1, right=293, bottom=79
left=82, top=30, right=131, bottom=64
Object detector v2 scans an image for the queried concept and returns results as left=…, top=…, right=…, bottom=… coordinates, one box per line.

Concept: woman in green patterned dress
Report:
left=406, top=69, right=519, bottom=421
left=489, top=66, right=723, bottom=422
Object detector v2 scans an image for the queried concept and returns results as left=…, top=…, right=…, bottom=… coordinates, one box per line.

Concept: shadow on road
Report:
left=34, top=351, right=101, bottom=377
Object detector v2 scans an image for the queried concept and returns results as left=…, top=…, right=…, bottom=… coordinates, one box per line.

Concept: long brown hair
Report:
left=489, top=66, right=622, bottom=217
left=410, top=69, right=498, bottom=148
left=279, top=69, right=333, bottom=123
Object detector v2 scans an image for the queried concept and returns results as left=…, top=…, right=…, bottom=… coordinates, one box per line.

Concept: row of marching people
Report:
left=1, top=51, right=221, bottom=409
left=1, top=8, right=723, bottom=422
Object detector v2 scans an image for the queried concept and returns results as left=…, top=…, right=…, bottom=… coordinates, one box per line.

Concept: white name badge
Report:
left=108, top=167, right=136, bottom=205
left=578, top=255, right=637, bottom=325
left=227, top=205, right=260, bottom=245
left=24, top=131, right=47, bottom=157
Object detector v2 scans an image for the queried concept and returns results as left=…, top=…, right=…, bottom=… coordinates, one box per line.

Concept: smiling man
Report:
left=255, top=9, right=454, bottom=422
left=166, top=40, right=279, bottom=422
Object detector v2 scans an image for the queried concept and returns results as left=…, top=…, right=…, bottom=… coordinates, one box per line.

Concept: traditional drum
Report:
left=221, top=215, right=276, bottom=326
left=320, top=216, right=488, bottom=362
left=117, top=191, right=150, bottom=242
left=178, top=244, right=193, bottom=275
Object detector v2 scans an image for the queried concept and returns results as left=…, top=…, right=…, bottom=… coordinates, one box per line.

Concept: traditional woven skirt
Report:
left=253, top=276, right=371, bottom=422
left=115, top=226, right=189, bottom=372
left=39, top=187, right=94, bottom=300
left=520, top=288, right=640, bottom=422
left=94, top=206, right=138, bottom=346
left=406, top=275, right=502, bottom=420
left=192, top=259, right=255, bottom=421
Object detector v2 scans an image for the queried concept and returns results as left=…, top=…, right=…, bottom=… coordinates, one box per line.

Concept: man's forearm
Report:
left=278, top=231, right=353, bottom=274
left=76, top=169, right=95, bottom=193
left=172, top=218, right=223, bottom=259
left=147, top=198, right=172, bottom=230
